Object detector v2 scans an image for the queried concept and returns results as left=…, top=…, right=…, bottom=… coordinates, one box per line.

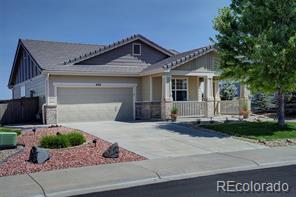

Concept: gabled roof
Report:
left=19, top=34, right=174, bottom=69
left=21, top=39, right=105, bottom=67
left=9, top=34, right=215, bottom=87
left=141, top=45, right=216, bottom=75
left=65, top=34, right=175, bottom=65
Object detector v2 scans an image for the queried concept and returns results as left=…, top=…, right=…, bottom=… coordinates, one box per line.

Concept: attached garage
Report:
left=56, top=85, right=135, bottom=123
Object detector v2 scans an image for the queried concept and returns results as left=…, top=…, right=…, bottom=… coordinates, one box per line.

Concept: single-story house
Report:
left=8, top=34, right=250, bottom=124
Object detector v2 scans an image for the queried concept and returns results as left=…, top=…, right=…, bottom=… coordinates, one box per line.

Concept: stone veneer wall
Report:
left=161, top=101, right=173, bottom=120
left=45, top=105, right=57, bottom=125
left=135, top=102, right=161, bottom=120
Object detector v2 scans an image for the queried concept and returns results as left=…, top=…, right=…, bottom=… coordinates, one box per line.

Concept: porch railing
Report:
left=173, top=101, right=206, bottom=117
left=219, top=100, right=240, bottom=115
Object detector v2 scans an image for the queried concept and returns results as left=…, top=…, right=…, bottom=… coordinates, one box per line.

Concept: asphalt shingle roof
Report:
left=19, top=36, right=214, bottom=76
left=21, top=39, right=105, bottom=68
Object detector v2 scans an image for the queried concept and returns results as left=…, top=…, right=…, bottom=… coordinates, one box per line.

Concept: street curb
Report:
left=45, top=177, right=159, bottom=197
left=44, top=160, right=296, bottom=197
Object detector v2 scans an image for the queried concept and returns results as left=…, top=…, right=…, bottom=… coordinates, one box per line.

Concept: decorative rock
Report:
left=28, top=146, right=50, bottom=164
left=103, top=143, right=119, bottom=158
left=48, top=124, right=61, bottom=128
left=258, top=139, right=266, bottom=145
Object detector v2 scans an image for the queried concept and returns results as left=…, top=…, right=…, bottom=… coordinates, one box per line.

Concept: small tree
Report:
left=213, top=0, right=296, bottom=126
left=251, top=93, right=276, bottom=113
left=220, top=81, right=238, bottom=100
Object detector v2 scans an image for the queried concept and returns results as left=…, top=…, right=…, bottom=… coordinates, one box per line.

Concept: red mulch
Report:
left=0, top=127, right=146, bottom=177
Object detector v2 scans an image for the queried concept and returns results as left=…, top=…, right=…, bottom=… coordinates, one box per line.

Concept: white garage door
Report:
left=57, top=87, right=134, bottom=123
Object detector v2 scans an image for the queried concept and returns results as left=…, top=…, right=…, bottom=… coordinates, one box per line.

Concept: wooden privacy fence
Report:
left=173, top=101, right=206, bottom=117
left=0, top=97, right=39, bottom=125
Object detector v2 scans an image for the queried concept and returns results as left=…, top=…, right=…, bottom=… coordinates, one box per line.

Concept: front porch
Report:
left=135, top=73, right=250, bottom=120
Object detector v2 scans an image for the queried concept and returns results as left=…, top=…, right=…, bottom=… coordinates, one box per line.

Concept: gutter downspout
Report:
left=42, top=73, right=49, bottom=124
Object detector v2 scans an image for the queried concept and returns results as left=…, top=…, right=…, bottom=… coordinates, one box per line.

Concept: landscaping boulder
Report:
left=103, top=143, right=119, bottom=158
left=28, top=146, right=50, bottom=164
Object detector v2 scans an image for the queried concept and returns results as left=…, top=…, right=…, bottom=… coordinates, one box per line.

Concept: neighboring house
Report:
left=8, top=34, right=249, bottom=124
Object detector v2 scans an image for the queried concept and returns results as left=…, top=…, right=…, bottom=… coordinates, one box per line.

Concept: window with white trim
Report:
left=172, top=78, right=188, bottom=101
left=132, top=43, right=141, bottom=56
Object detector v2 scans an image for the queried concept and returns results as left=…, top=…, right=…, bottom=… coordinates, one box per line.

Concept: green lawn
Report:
left=201, top=121, right=296, bottom=141
left=0, top=127, right=21, bottom=136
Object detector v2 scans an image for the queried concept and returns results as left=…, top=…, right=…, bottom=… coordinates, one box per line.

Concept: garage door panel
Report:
left=57, top=88, right=132, bottom=104
left=57, top=87, right=133, bottom=123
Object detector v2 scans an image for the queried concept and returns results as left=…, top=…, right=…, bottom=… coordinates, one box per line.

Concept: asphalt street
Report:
left=74, top=165, right=296, bottom=197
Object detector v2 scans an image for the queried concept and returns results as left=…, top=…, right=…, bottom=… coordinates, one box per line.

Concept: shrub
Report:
left=40, top=131, right=85, bottom=149
left=40, top=135, right=70, bottom=149
left=171, top=106, right=178, bottom=114
left=67, top=132, right=86, bottom=146
left=220, top=81, right=238, bottom=100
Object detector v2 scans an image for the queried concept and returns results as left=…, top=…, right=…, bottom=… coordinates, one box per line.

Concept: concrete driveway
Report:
left=64, top=121, right=265, bottom=159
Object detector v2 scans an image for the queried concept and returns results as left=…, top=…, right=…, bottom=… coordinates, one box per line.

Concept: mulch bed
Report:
left=0, top=127, right=145, bottom=177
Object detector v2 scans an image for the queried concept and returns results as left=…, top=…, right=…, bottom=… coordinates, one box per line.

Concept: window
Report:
left=132, top=43, right=141, bottom=56
left=172, top=78, right=188, bottom=101
left=21, top=85, right=26, bottom=97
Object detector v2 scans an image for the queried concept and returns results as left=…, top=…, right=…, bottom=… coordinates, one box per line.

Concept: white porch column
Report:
left=197, top=77, right=203, bottom=102
left=239, top=83, right=251, bottom=110
left=240, top=84, right=250, bottom=99
left=214, top=78, right=221, bottom=115
left=204, top=76, right=214, bottom=101
left=204, top=76, right=214, bottom=116
left=149, top=76, right=153, bottom=102
left=161, top=72, right=173, bottom=120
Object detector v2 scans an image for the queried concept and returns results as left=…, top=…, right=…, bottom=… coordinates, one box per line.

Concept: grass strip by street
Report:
left=201, top=121, right=296, bottom=141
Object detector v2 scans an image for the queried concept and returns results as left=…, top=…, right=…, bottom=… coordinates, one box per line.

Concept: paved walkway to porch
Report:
left=64, top=120, right=265, bottom=159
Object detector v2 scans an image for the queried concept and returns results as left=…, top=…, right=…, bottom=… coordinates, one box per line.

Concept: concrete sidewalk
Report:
left=1, top=146, right=296, bottom=197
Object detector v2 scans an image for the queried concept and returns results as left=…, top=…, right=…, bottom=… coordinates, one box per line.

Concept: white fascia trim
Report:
left=171, top=70, right=219, bottom=77
left=139, top=68, right=165, bottom=76
left=53, top=82, right=137, bottom=89
left=43, top=70, right=140, bottom=77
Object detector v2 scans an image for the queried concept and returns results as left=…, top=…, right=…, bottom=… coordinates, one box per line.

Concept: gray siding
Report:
left=174, top=52, right=218, bottom=72
left=12, top=86, right=21, bottom=99
left=13, top=46, right=41, bottom=85
left=77, top=40, right=168, bottom=66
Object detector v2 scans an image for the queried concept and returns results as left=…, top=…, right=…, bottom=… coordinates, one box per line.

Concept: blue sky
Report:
left=0, top=0, right=229, bottom=99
